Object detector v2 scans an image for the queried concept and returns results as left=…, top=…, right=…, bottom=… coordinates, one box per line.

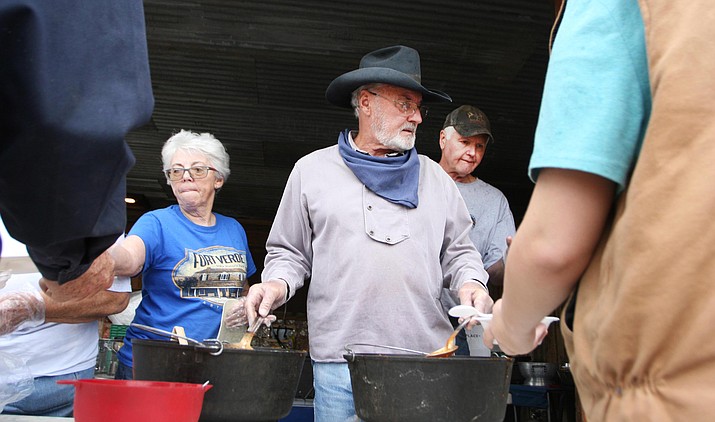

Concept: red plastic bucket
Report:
left=57, top=379, right=212, bottom=422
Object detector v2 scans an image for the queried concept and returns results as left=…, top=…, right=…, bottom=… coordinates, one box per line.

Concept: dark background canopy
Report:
left=126, top=0, right=558, bottom=274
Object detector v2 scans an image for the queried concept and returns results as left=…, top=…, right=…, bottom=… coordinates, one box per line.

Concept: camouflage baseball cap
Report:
left=443, top=105, right=493, bottom=142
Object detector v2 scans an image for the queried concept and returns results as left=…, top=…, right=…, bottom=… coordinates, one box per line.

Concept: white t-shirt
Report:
left=1, top=219, right=130, bottom=376
left=0, top=272, right=130, bottom=376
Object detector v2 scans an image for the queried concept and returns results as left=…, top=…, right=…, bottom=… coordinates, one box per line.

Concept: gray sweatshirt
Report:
left=263, top=144, right=488, bottom=362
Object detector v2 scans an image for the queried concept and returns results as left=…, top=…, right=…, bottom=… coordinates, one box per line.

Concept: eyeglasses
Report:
left=164, top=166, right=217, bottom=181
left=367, top=90, right=428, bottom=117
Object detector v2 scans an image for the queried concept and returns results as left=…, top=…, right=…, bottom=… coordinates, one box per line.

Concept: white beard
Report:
left=370, top=103, right=417, bottom=152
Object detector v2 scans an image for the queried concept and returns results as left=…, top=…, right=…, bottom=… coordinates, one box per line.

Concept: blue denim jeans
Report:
left=450, top=315, right=470, bottom=356
left=1, top=367, right=94, bottom=417
left=114, top=361, right=134, bottom=380
left=312, top=361, right=362, bottom=422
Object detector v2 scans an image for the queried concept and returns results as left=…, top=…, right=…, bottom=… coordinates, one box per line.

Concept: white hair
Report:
left=350, top=83, right=385, bottom=119
left=442, top=125, right=459, bottom=139
left=161, top=129, right=231, bottom=183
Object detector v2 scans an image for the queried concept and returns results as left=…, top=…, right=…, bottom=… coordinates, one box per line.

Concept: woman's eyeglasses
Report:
left=164, top=166, right=217, bottom=181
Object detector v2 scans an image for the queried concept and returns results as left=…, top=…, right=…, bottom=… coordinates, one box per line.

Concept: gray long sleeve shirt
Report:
left=441, top=178, right=516, bottom=311
left=263, top=144, right=487, bottom=362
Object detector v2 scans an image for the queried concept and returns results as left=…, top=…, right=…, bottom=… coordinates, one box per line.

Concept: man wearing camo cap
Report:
left=438, top=105, right=516, bottom=355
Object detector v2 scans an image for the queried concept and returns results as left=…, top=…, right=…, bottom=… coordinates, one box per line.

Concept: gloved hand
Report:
left=0, top=350, right=34, bottom=409
left=0, top=290, right=46, bottom=336
left=245, top=279, right=288, bottom=327
left=224, top=297, right=248, bottom=328
left=458, top=282, right=494, bottom=331
left=224, top=297, right=279, bottom=329
left=0, top=271, right=10, bottom=290
left=458, top=282, right=493, bottom=315
left=255, top=314, right=277, bottom=329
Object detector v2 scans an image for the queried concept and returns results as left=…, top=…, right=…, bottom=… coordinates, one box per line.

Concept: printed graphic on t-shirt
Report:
left=172, top=246, right=248, bottom=304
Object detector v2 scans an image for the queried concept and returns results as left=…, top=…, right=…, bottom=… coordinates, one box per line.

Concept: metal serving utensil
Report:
left=426, top=318, right=471, bottom=358
left=130, top=323, right=223, bottom=355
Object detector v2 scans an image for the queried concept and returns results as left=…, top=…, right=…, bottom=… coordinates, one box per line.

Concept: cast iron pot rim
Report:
left=343, top=351, right=513, bottom=363
left=133, top=337, right=307, bottom=357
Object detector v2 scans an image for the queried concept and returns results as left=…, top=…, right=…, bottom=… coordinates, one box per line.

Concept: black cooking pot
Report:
left=345, top=352, right=513, bottom=422
left=133, top=339, right=306, bottom=422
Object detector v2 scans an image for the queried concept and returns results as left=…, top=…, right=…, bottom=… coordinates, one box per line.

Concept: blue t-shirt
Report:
left=118, top=205, right=256, bottom=367
left=529, top=0, right=651, bottom=191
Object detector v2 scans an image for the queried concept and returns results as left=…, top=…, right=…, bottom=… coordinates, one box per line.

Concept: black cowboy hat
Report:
left=325, top=45, right=452, bottom=108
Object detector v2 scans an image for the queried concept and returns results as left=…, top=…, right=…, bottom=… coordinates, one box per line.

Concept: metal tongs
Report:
left=130, top=323, right=224, bottom=356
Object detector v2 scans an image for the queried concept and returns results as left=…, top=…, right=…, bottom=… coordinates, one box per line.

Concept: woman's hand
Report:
left=224, top=297, right=248, bottom=328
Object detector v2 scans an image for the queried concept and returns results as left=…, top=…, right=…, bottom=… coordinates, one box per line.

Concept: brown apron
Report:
left=560, top=1, right=715, bottom=421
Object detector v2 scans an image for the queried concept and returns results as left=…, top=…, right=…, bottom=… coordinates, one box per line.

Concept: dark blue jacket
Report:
left=0, top=0, right=154, bottom=283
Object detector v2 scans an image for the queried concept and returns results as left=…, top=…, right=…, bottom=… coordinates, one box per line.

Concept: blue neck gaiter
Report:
left=338, top=129, right=420, bottom=208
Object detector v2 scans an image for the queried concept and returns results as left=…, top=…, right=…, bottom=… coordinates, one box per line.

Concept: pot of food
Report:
left=132, top=338, right=306, bottom=422
left=344, top=347, right=513, bottom=422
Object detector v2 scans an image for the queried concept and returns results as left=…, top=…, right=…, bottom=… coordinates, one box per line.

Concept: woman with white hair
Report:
left=111, top=130, right=256, bottom=379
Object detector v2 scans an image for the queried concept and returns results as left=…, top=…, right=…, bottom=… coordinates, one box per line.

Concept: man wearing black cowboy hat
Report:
left=246, top=45, right=491, bottom=421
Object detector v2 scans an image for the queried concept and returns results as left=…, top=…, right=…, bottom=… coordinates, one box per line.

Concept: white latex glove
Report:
left=245, top=279, right=287, bottom=327
left=0, top=271, right=10, bottom=290
left=0, top=351, right=34, bottom=409
left=224, top=297, right=248, bottom=328
left=458, top=282, right=493, bottom=314
left=458, top=282, right=494, bottom=331
left=257, top=314, right=278, bottom=329
left=0, top=290, right=45, bottom=336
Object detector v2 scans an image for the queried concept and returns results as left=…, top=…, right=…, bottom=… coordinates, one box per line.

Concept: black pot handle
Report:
left=201, top=339, right=224, bottom=356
